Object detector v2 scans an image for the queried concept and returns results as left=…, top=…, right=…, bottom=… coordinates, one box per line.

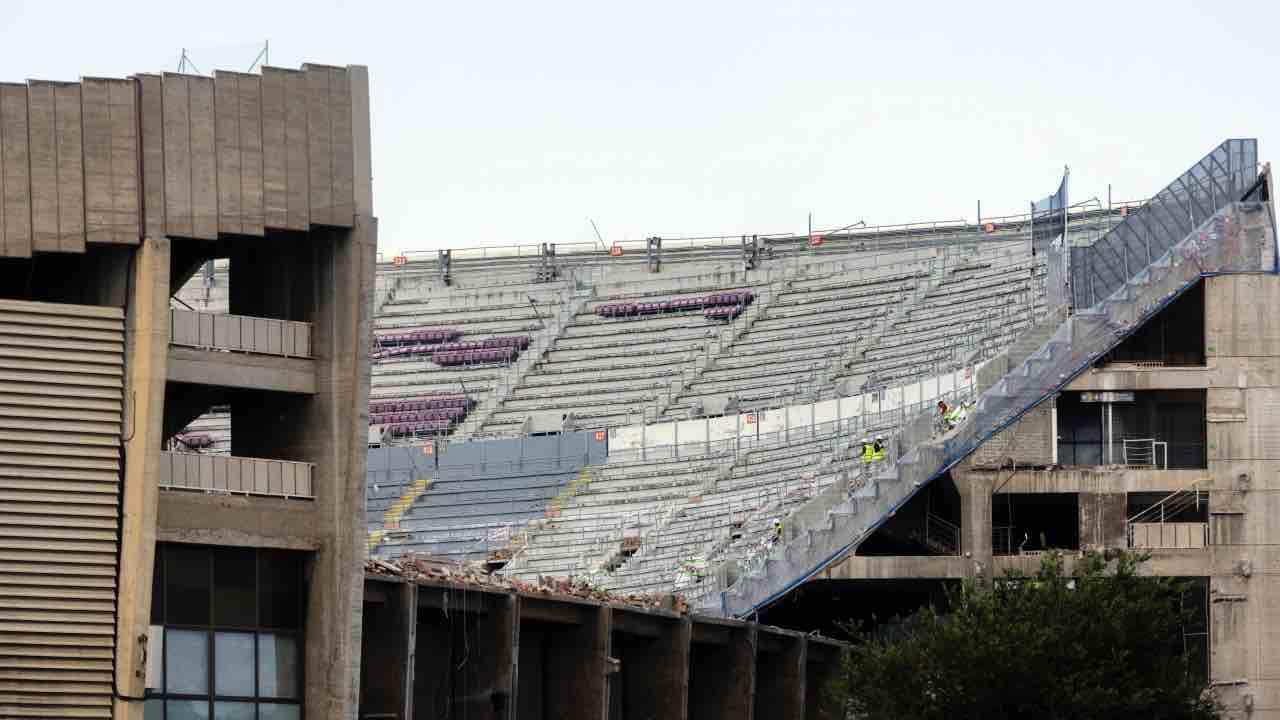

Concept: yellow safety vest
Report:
left=872, top=445, right=885, bottom=462
left=861, top=444, right=874, bottom=463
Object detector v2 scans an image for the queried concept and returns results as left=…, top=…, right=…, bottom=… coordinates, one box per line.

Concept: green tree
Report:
left=829, top=550, right=1219, bottom=720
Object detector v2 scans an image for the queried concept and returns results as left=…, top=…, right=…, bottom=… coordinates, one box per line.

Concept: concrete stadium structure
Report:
left=347, top=140, right=1280, bottom=719
left=0, top=62, right=374, bottom=719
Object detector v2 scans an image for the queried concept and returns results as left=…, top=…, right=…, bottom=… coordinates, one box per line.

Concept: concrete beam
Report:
left=689, top=619, right=756, bottom=720
left=755, top=628, right=806, bottom=720
left=166, top=345, right=316, bottom=393
left=822, top=554, right=967, bottom=581
left=970, top=467, right=1210, bottom=495
left=156, top=490, right=321, bottom=549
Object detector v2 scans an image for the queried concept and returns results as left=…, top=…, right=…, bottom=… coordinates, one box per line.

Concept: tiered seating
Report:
left=174, top=409, right=231, bottom=454
left=478, top=283, right=765, bottom=434
left=369, top=394, right=476, bottom=440
left=373, top=468, right=578, bottom=560
left=370, top=280, right=566, bottom=404
left=839, top=253, right=1046, bottom=389
left=598, top=428, right=881, bottom=593
left=672, top=265, right=930, bottom=414
left=501, top=452, right=732, bottom=580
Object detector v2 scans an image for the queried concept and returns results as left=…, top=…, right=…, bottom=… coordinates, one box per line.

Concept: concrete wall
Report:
left=967, top=399, right=1056, bottom=468
left=361, top=576, right=845, bottom=720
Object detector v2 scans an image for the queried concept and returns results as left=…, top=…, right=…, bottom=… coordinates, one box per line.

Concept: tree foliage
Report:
left=829, top=550, right=1220, bottom=720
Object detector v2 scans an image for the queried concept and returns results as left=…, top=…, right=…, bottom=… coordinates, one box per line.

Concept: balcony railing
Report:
left=170, top=309, right=312, bottom=358
left=1128, top=522, right=1207, bottom=549
left=159, top=451, right=314, bottom=499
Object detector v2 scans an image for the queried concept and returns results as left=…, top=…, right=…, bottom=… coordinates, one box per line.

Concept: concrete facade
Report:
left=0, top=62, right=373, bottom=720
left=822, top=272, right=1280, bottom=718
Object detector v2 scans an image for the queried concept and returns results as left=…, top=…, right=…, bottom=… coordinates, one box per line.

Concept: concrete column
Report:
left=689, top=621, right=756, bottom=720
left=1078, top=491, right=1127, bottom=551
left=956, top=469, right=995, bottom=578
left=755, top=630, right=806, bottom=720
left=298, top=219, right=376, bottom=719
left=359, top=580, right=416, bottom=719
left=114, top=237, right=171, bottom=719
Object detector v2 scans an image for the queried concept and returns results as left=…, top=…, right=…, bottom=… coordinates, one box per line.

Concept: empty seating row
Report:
left=374, top=327, right=461, bottom=346
left=369, top=394, right=473, bottom=413
left=369, top=408, right=468, bottom=425
left=596, top=290, right=754, bottom=317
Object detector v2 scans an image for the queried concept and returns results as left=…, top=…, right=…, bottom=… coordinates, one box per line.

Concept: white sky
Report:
left=0, top=0, right=1273, bottom=252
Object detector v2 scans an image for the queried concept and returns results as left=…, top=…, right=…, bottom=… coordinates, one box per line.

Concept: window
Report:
left=147, top=544, right=305, bottom=719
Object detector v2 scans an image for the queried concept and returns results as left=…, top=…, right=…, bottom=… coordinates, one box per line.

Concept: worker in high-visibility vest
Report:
left=872, top=437, right=886, bottom=463
left=860, top=438, right=875, bottom=464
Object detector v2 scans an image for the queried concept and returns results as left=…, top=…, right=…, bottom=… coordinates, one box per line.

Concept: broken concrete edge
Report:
left=363, top=568, right=848, bottom=649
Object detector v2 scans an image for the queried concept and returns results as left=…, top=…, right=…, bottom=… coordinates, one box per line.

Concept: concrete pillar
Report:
left=300, top=219, right=376, bottom=719
left=755, top=630, right=806, bottom=720
left=956, top=469, right=995, bottom=578
left=1078, top=491, right=1127, bottom=551
left=359, top=580, right=416, bottom=719
left=610, top=611, right=692, bottom=720
left=689, top=621, right=756, bottom=720
left=113, top=237, right=171, bottom=719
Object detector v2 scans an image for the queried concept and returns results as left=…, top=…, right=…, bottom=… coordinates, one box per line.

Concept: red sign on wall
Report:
left=393, top=255, right=407, bottom=266
left=744, top=413, right=756, bottom=425
left=594, top=431, right=606, bottom=441
left=609, top=245, right=624, bottom=257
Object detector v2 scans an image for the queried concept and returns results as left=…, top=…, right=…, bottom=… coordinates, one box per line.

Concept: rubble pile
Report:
left=367, top=555, right=690, bottom=614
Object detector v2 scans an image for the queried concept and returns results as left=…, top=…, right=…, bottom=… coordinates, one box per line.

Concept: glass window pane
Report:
left=167, top=699, right=210, bottom=720
left=144, top=699, right=164, bottom=720
left=258, top=704, right=300, bottom=720
left=166, top=629, right=209, bottom=694
left=213, top=702, right=254, bottom=720
left=165, top=544, right=211, bottom=625
left=214, top=632, right=255, bottom=697
left=258, top=634, right=298, bottom=698
left=213, top=547, right=256, bottom=627
left=258, top=551, right=301, bottom=629
left=146, top=625, right=164, bottom=691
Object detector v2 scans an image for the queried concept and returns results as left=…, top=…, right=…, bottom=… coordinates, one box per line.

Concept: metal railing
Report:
left=1122, top=438, right=1169, bottom=469
left=159, top=451, right=315, bottom=499
left=170, top=309, right=312, bottom=358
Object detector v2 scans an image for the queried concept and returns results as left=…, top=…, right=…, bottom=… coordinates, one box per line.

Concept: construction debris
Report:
left=366, top=554, right=689, bottom=614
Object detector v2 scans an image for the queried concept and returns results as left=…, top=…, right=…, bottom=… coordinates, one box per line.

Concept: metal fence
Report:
left=170, top=309, right=312, bottom=358
left=1070, top=139, right=1260, bottom=309
left=158, top=451, right=315, bottom=499
left=711, top=199, right=1275, bottom=617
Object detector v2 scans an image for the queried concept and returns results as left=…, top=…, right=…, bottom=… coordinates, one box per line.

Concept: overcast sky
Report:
left=0, top=1, right=1273, bottom=252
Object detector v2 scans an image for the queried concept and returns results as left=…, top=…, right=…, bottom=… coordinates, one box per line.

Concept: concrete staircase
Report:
left=658, top=279, right=786, bottom=419
left=452, top=286, right=590, bottom=441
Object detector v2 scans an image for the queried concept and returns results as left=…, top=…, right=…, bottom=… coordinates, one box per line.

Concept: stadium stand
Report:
left=366, top=432, right=607, bottom=557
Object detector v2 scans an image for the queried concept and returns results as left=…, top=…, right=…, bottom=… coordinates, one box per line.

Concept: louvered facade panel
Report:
left=0, top=298, right=122, bottom=719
